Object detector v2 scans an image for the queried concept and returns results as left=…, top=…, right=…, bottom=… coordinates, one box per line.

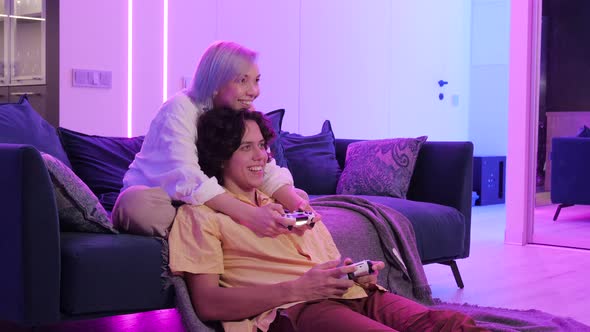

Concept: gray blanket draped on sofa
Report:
left=310, top=195, right=433, bottom=305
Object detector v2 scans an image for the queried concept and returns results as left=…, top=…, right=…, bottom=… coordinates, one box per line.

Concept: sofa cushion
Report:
left=60, top=233, right=175, bottom=315
left=0, top=96, right=71, bottom=168
left=336, top=136, right=427, bottom=199
left=264, top=109, right=288, bottom=168
left=58, top=127, right=144, bottom=212
left=281, top=120, right=342, bottom=195
left=41, top=152, right=117, bottom=234
left=355, top=195, right=465, bottom=262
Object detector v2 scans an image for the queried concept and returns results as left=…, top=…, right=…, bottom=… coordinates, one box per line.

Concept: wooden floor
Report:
left=425, top=204, right=590, bottom=326
left=2, top=204, right=590, bottom=331
left=533, top=191, right=590, bottom=249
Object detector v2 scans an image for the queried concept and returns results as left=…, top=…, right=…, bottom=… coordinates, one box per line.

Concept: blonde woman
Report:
left=113, top=41, right=310, bottom=238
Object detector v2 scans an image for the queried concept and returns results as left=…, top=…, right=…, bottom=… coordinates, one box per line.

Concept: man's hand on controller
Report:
left=343, top=258, right=385, bottom=290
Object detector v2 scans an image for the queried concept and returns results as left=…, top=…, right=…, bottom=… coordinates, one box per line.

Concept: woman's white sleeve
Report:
left=145, top=104, right=225, bottom=205
left=260, top=158, right=294, bottom=196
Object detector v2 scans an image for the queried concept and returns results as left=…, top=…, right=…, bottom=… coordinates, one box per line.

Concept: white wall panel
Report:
left=59, top=0, right=127, bottom=136
left=299, top=0, right=392, bottom=139
left=132, top=1, right=164, bottom=136
left=59, top=0, right=474, bottom=143
left=389, top=1, right=471, bottom=141
left=469, top=0, right=510, bottom=156
left=216, top=0, right=301, bottom=132
left=470, top=65, right=509, bottom=155
left=167, top=0, right=216, bottom=100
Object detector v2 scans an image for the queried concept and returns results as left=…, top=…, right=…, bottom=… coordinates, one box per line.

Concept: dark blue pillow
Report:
left=576, top=125, right=590, bottom=138
left=281, top=120, right=342, bottom=195
left=264, top=109, right=288, bottom=167
left=0, top=96, right=71, bottom=168
left=58, top=127, right=144, bottom=212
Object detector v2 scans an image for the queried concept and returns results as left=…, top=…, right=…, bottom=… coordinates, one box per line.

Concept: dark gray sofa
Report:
left=0, top=136, right=472, bottom=328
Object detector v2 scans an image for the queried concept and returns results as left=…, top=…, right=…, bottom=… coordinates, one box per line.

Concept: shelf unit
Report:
left=0, top=0, right=59, bottom=127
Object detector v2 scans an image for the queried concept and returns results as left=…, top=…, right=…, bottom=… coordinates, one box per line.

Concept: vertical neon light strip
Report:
left=163, top=0, right=168, bottom=102
left=127, top=0, right=133, bottom=137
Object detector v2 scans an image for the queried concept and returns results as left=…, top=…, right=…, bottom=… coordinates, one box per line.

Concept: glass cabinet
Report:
left=1, top=0, right=45, bottom=86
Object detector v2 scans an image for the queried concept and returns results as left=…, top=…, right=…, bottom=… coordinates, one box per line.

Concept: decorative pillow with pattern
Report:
left=41, top=152, right=118, bottom=234
left=336, top=136, right=427, bottom=199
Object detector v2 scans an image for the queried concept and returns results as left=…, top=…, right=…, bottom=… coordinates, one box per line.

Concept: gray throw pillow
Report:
left=336, top=136, right=427, bottom=199
left=41, top=152, right=118, bottom=234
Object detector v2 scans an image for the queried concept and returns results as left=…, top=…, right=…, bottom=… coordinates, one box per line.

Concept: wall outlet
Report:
left=451, top=94, right=460, bottom=107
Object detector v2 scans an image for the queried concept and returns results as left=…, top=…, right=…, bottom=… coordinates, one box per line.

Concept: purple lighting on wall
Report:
left=163, top=0, right=168, bottom=102
left=127, top=0, right=133, bottom=137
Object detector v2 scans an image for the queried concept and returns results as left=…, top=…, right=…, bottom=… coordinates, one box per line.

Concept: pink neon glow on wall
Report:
left=127, top=0, right=133, bottom=137
left=163, top=0, right=168, bottom=102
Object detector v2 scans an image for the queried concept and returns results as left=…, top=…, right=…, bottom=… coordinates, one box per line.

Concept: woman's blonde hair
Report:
left=187, top=41, right=258, bottom=111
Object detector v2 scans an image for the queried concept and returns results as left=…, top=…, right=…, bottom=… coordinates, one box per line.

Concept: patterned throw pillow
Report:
left=41, top=152, right=118, bottom=234
left=336, top=136, right=427, bottom=199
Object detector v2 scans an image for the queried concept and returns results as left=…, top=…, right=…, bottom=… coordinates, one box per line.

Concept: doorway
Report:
left=532, top=0, right=590, bottom=250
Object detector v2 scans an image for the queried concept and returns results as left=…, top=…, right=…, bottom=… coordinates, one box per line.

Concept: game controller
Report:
left=284, top=210, right=315, bottom=230
left=345, top=260, right=374, bottom=280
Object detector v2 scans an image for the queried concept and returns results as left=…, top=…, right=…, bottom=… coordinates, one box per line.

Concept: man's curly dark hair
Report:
left=197, top=108, right=276, bottom=186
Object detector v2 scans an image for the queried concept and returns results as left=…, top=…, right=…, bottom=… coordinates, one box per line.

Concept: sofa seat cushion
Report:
left=310, top=195, right=465, bottom=263
left=60, top=233, right=174, bottom=315
left=358, top=195, right=465, bottom=263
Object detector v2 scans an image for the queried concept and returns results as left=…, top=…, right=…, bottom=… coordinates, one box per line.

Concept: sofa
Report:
left=0, top=99, right=473, bottom=328
left=551, top=136, right=590, bottom=220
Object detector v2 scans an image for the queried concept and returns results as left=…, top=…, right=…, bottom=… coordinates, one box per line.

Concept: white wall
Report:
left=469, top=0, right=510, bottom=156
left=59, top=0, right=128, bottom=136
left=131, top=1, right=164, bottom=136
left=60, top=0, right=472, bottom=142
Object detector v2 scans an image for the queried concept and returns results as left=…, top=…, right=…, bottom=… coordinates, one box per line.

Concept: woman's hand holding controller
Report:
left=295, top=200, right=322, bottom=224
left=243, top=203, right=295, bottom=237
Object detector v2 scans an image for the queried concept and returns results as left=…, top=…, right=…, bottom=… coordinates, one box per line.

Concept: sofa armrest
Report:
left=335, top=139, right=473, bottom=259
left=0, top=144, right=61, bottom=326
left=551, top=137, right=590, bottom=205
left=406, top=141, right=473, bottom=259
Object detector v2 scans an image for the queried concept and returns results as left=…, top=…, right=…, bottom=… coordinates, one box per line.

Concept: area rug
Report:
left=432, top=300, right=590, bottom=332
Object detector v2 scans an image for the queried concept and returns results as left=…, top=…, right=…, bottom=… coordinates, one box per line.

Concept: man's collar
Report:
left=225, top=189, right=271, bottom=207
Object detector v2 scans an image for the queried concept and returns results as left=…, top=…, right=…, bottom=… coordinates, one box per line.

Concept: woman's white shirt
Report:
left=122, top=92, right=293, bottom=205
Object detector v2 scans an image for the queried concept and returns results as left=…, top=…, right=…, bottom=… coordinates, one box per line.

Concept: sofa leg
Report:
left=553, top=203, right=573, bottom=221
left=440, top=260, right=464, bottom=289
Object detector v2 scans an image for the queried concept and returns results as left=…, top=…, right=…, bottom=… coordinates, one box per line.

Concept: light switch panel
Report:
left=72, top=69, right=112, bottom=88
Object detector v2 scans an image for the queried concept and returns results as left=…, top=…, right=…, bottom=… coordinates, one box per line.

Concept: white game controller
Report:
left=284, top=210, right=315, bottom=230
left=345, top=260, right=374, bottom=280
